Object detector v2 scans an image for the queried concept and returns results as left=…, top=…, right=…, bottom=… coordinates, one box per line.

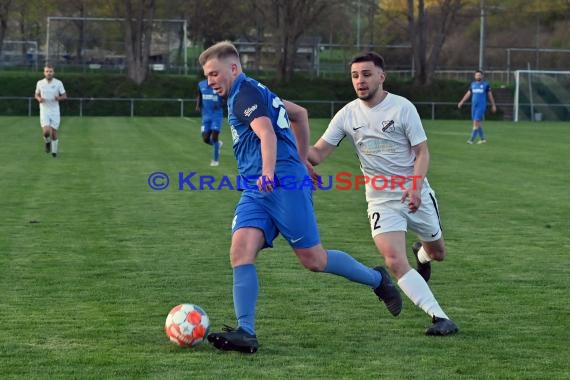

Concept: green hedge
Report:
left=0, top=71, right=505, bottom=119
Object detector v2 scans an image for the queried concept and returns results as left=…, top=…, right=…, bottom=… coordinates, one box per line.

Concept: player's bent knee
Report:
left=230, top=228, right=265, bottom=266
left=379, top=251, right=411, bottom=279
left=430, top=249, right=446, bottom=261
left=387, top=261, right=412, bottom=279
left=302, top=262, right=321, bottom=272
left=427, top=247, right=445, bottom=261
left=201, top=132, right=212, bottom=143
left=230, top=249, right=256, bottom=267
left=295, top=247, right=327, bottom=272
left=299, top=255, right=323, bottom=272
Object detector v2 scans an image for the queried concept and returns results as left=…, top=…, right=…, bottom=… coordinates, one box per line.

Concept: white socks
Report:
left=398, top=269, right=449, bottom=319
left=417, top=246, right=432, bottom=264
left=44, top=136, right=51, bottom=143
left=51, top=139, right=59, bottom=154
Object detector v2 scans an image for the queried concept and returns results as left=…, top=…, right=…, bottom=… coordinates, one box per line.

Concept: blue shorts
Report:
left=232, top=186, right=321, bottom=249
left=472, top=107, right=486, bottom=122
left=201, top=117, right=223, bottom=133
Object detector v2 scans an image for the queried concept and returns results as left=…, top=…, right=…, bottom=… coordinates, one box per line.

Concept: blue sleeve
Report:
left=233, top=83, right=271, bottom=125
left=485, top=82, right=491, bottom=92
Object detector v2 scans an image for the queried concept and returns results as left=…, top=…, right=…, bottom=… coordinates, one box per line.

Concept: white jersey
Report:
left=322, top=93, right=429, bottom=203
left=35, top=78, right=66, bottom=115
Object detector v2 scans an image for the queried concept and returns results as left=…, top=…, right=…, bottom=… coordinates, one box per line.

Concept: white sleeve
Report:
left=403, top=101, right=427, bottom=146
left=321, top=107, right=347, bottom=146
left=35, top=81, right=40, bottom=96
left=58, top=81, right=66, bottom=95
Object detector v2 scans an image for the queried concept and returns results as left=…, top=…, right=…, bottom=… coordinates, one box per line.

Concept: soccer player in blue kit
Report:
left=196, top=79, right=225, bottom=166
left=458, top=70, right=496, bottom=144
left=198, top=41, right=402, bottom=353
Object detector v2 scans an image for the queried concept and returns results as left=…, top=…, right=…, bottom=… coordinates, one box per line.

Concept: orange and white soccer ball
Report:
left=165, top=304, right=210, bottom=347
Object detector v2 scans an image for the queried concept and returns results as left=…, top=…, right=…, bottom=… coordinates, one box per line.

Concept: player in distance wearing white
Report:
left=35, top=64, right=67, bottom=157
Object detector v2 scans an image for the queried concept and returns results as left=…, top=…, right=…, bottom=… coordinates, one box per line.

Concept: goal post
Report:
left=513, top=70, right=570, bottom=122
left=46, top=16, right=188, bottom=74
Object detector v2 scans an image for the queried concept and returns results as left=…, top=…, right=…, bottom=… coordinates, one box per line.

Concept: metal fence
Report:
left=1, top=96, right=554, bottom=121
left=0, top=96, right=495, bottom=120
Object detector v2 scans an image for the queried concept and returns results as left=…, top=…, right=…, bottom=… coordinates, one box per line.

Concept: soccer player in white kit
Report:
left=35, top=64, right=67, bottom=157
left=309, top=52, right=458, bottom=336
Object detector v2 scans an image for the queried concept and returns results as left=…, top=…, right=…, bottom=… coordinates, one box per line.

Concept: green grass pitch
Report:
left=0, top=116, right=568, bottom=379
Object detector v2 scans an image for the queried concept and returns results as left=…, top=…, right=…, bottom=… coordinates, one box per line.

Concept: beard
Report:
left=357, top=85, right=379, bottom=101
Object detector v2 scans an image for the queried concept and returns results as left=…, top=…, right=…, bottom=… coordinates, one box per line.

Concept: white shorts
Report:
left=40, top=113, right=61, bottom=129
left=367, top=188, right=442, bottom=242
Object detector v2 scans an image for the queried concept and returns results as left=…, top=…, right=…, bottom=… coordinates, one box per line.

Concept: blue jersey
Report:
left=469, top=80, right=491, bottom=110
left=198, top=79, right=224, bottom=120
left=227, top=73, right=306, bottom=189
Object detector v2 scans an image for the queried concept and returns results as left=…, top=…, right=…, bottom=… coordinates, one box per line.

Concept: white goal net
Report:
left=513, top=70, right=570, bottom=122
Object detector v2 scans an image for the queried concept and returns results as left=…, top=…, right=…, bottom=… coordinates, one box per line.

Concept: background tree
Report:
left=68, top=0, right=87, bottom=65
left=270, top=0, right=331, bottom=82
left=0, top=0, right=12, bottom=58
left=407, top=0, right=463, bottom=85
left=2, top=0, right=569, bottom=79
left=317, top=2, right=353, bottom=46
left=184, top=0, right=251, bottom=47
left=365, top=0, right=379, bottom=47
left=44, top=0, right=90, bottom=66
left=117, top=0, right=156, bottom=85
left=10, top=0, right=54, bottom=65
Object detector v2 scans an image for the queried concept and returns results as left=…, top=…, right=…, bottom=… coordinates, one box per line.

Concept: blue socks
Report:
left=233, top=252, right=381, bottom=335
left=213, top=140, right=220, bottom=161
left=324, top=250, right=381, bottom=288
left=233, top=264, right=258, bottom=335
left=470, top=127, right=486, bottom=141
left=470, top=129, right=478, bottom=141
left=477, top=127, right=485, bottom=140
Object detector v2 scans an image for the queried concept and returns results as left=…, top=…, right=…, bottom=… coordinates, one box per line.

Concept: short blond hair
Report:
left=198, top=41, right=240, bottom=66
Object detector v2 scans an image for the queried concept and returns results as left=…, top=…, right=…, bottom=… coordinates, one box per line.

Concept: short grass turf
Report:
left=0, top=117, right=568, bottom=379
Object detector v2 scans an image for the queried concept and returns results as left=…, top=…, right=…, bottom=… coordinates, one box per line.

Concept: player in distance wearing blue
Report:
left=198, top=41, right=402, bottom=354
left=458, top=70, right=497, bottom=144
left=196, top=79, right=224, bottom=166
